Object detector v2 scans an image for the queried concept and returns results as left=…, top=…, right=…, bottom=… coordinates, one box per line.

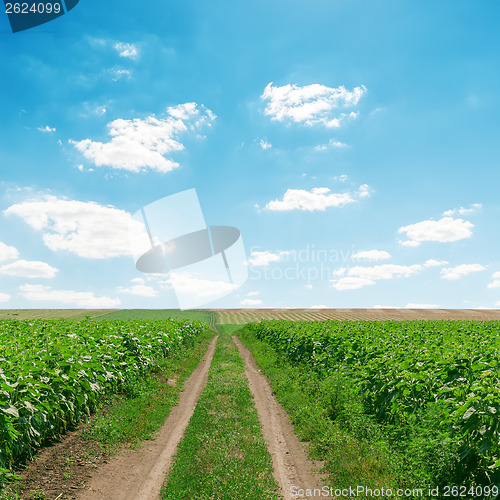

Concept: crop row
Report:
left=245, top=320, right=500, bottom=485
left=0, top=318, right=207, bottom=472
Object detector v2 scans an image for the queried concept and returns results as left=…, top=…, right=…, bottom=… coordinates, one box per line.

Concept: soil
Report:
left=10, top=428, right=105, bottom=500
left=217, top=308, right=500, bottom=324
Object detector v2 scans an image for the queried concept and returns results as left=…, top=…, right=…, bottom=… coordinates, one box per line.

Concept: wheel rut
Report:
left=233, top=335, right=329, bottom=500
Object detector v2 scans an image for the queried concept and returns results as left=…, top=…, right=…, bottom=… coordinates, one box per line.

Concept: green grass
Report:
left=96, top=309, right=212, bottom=322
left=82, top=328, right=214, bottom=450
left=236, top=325, right=400, bottom=499
left=161, top=329, right=280, bottom=500
left=0, top=309, right=115, bottom=320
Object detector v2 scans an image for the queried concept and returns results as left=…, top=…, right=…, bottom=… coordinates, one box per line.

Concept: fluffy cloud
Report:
left=0, top=293, right=10, bottom=303
left=118, top=278, right=158, bottom=297
left=5, top=195, right=144, bottom=259
left=348, top=264, right=422, bottom=281
left=162, top=273, right=236, bottom=298
left=332, top=277, right=376, bottom=290
left=114, top=42, right=138, bottom=58
left=440, top=264, right=486, bottom=280
left=331, top=264, right=422, bottom=290
left=0, top=242, right=19, bottom=262
left=352, top=250, right=391, bottom=261
left=264, top=185, right=370, bottom=212
left=247, top=291, right=260, bottom=297
left=37, top=125, right=56, bottom=133
left=487, top=272, right=500, bottom=289
left=240, top=298, right=263, bottom=306
left=261, top=82, right=365, bottom=127
left=314, top=139, right=348, bottom=151
left=406, top=303, right=439, bottom=309
left=70, top=103, right=215, bottom=173
left=424, top=259, right=449, bottom=267
left=19, top=284, right=120, bottom=308
left=398, top=217, right=473, bottom=246
left=0, top=260, right=58, bottom=278
left=443, top=204, right=482, bottom=216
left=248, top=250, right=291, bottom=267
left=260, top=139, right=272, bottom=150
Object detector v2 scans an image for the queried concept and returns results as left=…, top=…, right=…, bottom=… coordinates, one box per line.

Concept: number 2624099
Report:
left=5, top=3, right=62, bottom=14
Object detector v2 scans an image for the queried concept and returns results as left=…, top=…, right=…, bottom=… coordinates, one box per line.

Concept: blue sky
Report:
left=1, top=0, right=500, bottom=309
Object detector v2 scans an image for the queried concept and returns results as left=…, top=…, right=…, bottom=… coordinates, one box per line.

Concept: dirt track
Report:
left=77, top=335, right=218, bottom=500
left=234, top=336, right=328, bottom=500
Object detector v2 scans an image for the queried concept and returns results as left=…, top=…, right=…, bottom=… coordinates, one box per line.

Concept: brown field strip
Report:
left=215, top=308, right=500, bottom=324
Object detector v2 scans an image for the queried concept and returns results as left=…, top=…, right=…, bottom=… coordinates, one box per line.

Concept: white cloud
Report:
left=37, top=125, right=56, bottom=133
left=264, top=185, right=370, bottom=212
left=247, top=291, right=260, bottom=297
left=424, top=259, right=449, bottom=267
left=443, top=204, right=482, bottom=216
left=333, top=264, right=421, bottom=291
left=310, top=305, right=328, bottom=309
left=440, top=264, right=486, bottom=280
left=348, top=264, right=422, bottom=281
left=332, top=267, right=346, bottom=277
left=162, top=273, right=236, bottom=298
left=358, top=184, right=371, bottom=198
left=70, top=103, right=215, bottom=173
left=261, top=82, right=366, bottom=128
left=5, top=195, right=144, bottom=259
left=405, top=303, right=439, bottom=309
left=304, top=284, right=313, bottom=289
left=118, top=278, right=158, bottom=297
left=352, top=250, right=391, bottom=261
left=398, top=217, right=473, bottom=246
left=114, top=42, right=138, bottom=58
left=248, top=250, right=290, bottom=267
left=487, top=272, right=500, bottom=288
left=372, top=305, right=398, bottom=309
left=332, top=277, right=376, bottom=290
left=0, top=293, right=10, bottom=303
left=0, top=242, right=19, bottom=262
left=260, top=139, right=272, bottom=150
left=109, top=68, right=131, bottom=81
left=240, top=298, right=263, bottom=306
left=0, top=260, right=58, bottom=279
left=314, top=139, right=348, bottom=151
left=19, top=284, right=120, bottom=308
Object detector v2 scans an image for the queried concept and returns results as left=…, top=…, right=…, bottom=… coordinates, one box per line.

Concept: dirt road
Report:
left=233, top=336, right=328, bottom=500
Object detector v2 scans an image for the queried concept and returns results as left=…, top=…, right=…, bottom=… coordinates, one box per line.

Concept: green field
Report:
left=0, top=309, right=115, bottom=320
left=243, top=319, right=500, bottom=491
left=95, top=309, right=212, bottom=322
left=0, top=317, right=207, bottom=481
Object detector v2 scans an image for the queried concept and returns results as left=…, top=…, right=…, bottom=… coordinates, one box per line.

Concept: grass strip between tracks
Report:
left=161, top=325, right=280, bottom=500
